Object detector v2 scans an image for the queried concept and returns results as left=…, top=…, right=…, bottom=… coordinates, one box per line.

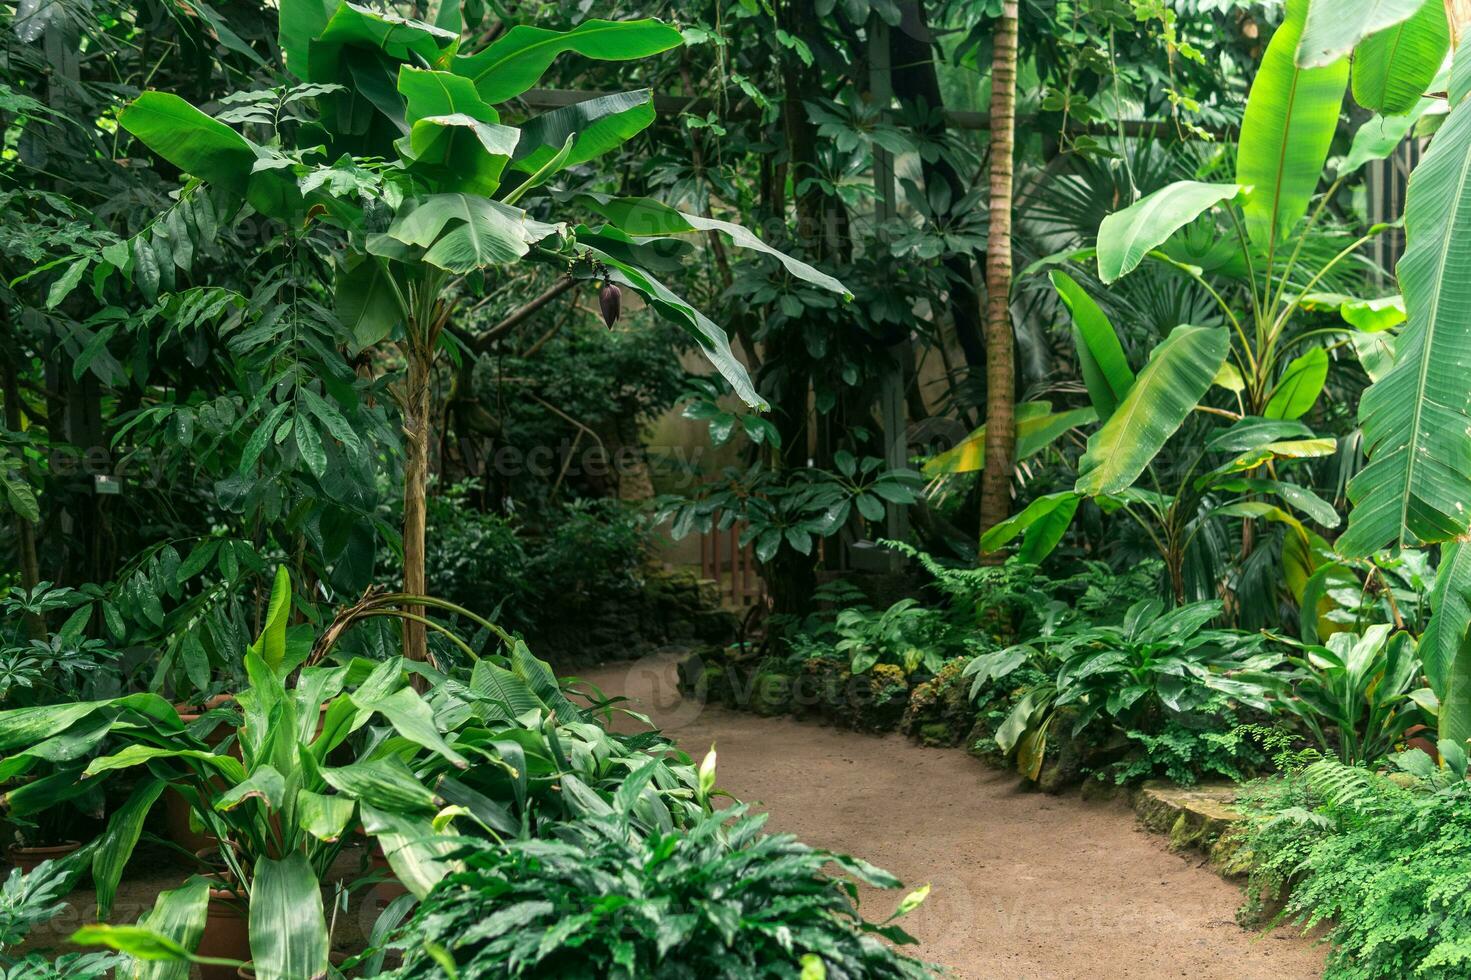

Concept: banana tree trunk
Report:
left=979, top=0, right=1020, bottom=545
left=400, top=338, right=433, bottom=664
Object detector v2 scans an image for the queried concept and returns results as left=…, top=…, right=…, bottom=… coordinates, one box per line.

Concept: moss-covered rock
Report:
left=848, top=663, right=909, bottom=733
left=750, top=671, right=794, bottom=716
left=900, top=657, right=974, bottom=747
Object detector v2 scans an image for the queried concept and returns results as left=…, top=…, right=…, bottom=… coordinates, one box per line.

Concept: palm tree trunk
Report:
left=979, top=0, right=1020, bottom=543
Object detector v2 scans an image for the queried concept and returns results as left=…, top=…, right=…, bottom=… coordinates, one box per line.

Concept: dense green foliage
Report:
left=385, top=806, right=931, bottom=979
left=1239, top=752, right=1471, bottom=979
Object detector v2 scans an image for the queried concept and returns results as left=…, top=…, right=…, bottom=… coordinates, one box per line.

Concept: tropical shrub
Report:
left=382, top=804, right=933, bottom=979
left=967, top=599, right=1284, bottom=781
left=1273, top=625, right=1432, bottom=766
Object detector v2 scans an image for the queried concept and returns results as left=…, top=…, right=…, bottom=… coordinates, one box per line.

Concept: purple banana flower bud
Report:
left=599, top=280, right=621, bottom=329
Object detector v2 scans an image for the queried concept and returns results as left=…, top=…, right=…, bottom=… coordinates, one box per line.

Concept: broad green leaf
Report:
left=1352, top=1, right=1449, bottom=115
left=1423, top=540, right=1471, bottom=698
left=1349, top=330, right=1397, bottom=381
left=1050, top=270, right=1134, bottom=416
left=1076, top=325, right=1230, bottom=495
left=1213, top=477, right=1342, bottom=527
left=978, top=491, right=1081, bottom=564
left=248, top=566, right=292, bottom=673
left=580, top=238, right=763, bottom=408
left=119, top=93, right=255, bottom=199
left=1238, top=0, right=1349, bottom=252
left=360, top=803, right=458, bottom=899
left=321, top=757, right=437, bottom=812
left=214, top=764, right=286, bottom=812
left=249, top=854, right=329, bottom=980
left=102, top=875, right=209, bottom=980
left=1209, top=501, right=1310, bottom=544
left=0, top=467, right=39, bottom=522
left=581, top=195, right=850, bottom=298
left=1342, top=87, right=1471, bottom=555
left=396, top=66, right=497, bottom=124
left=1096, top=181, right=1243, bottom=283
left=453, top=19, right=683, bottom=105
left=1264, top=347, right=1329, bottom=419
left=278, top=0, right=337, bottom=79
left=336, top=256, right=403, bottom=351
left=1206, top=416, right=1316, bottom=452
left=1341, top=98, right=1437, bottom=174
left=93, top=778, right=167, bottom=920
left=397, top=113, right=519, bottom=195
left=298, top=789, right=356, bottom=841
left=1214, top=437, right=1338, bottom=476
left=1213, top=362, right=1246, bottom=393
left=1297, top=0, right=1429, bottom=66
left=352, top=686, right=468, bottom=768
left=378, top=194, right=558, bottom=272
left=1341, top=294, right=1407, bottom=331
left=308, top=2, right=456, bottom=87
left=512, top=90, right=656, bottom=173
left=922, top=403, right=1095, bottom=477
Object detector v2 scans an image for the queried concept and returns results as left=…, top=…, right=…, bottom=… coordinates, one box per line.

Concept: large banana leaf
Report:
left=512, top=90, right=656, bottom=174
left=1341, top=85, right=1471, bottom=555
left=1424, top=540, right=1471, bottom=698
left=371, top=193, right=560, bottom=273
left=1075, top=325, right=1230, bottom=496
left=117, top=93, right=255, bottom=198
left=579, top=195, right=850, bottom=298
left=581, top=239, right=765, bottom=408
left=1352, top=0, right=1450, bottom=114
left=1238, top=0, right=1349, bottom=253
left=1095, top=182, right=1242, bottom=283
left=921, top=402, right=1096, bottom=476
left=249, top=854, right=330, bottom=980
left=978, top=491, right=1081, bottom=563
left=1050, top=271, right=1133, bottom=417
left=396, top=66, right=496, bottom=122
left=359, top=803, right=458, bottom=898
left=1340, top=97, right=1437, bottom=174
left=1297, top=0, right=1429, bottom=66
left=453, top=19, right=683, bottom=105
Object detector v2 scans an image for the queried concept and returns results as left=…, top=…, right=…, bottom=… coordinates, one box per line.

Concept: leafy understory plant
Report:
left=382, top=802, right=934, bottom=979
left=967, top=599, right=1283, bottom=780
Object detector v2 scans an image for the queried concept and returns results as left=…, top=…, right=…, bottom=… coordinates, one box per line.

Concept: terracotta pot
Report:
left=197, top=881, right=250, bottom=980
left=6, top=840, right=81, bottom=875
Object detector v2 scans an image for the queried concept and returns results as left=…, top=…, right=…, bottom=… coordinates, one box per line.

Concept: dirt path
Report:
left=584, top=652, right=1326, bottom=980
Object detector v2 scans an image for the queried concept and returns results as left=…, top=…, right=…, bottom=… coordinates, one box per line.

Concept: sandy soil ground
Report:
left=582, top=651, right=1327, bottom=980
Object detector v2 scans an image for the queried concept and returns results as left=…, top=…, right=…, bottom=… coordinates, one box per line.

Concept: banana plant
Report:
left=990, top=0, right=1438, bottom=599
left=983, top=273, right=1338, bottom=600
left=112, top=2, right=850, bottom=663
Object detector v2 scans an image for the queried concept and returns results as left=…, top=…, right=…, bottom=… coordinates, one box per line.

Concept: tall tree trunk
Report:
left=979, top=1, right=1019, bottom=544
left=399, top=332, right=434, bottom=664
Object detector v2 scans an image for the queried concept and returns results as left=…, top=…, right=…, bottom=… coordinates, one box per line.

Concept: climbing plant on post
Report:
left=117, top=1, right=848, bottom=662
